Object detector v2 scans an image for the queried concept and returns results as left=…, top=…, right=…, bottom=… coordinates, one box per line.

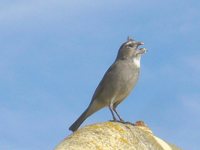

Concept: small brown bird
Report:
left=69, top=37, right=147, bottom=132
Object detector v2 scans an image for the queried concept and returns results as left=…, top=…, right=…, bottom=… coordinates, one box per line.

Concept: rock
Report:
left=55, top=121, right=180, bottom=150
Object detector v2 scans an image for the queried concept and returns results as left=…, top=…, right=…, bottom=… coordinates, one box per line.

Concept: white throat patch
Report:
left=133, top=56, right=141, bottom=68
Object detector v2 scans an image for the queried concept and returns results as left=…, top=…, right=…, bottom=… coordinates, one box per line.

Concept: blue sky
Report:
left=0, top=0, right=200, bottom=149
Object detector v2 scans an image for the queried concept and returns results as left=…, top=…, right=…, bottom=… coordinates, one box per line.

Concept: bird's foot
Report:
left=122, top=121, right=135, bottom=126
left=109, top=119, right=126, bottom=124
left=119, top=118, right=125, bottom=123
left=109, top=120, right=135, bottom=126
left=109, top=119, right=118, bottom=122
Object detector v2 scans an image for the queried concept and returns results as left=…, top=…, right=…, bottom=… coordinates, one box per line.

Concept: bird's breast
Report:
left=113, top=61, right=140, bottom=101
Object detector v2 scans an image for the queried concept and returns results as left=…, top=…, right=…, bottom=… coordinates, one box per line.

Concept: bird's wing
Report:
left=89, top=62, right=119, bottom=104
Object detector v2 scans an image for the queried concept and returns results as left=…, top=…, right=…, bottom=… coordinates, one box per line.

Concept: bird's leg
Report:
left=109, top=105, right=117, bottom=121
left=113, top=107, right=124, bottom=122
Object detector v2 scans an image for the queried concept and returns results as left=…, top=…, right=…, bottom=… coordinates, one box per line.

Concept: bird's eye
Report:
left=127, top=44, right=133, bottom=47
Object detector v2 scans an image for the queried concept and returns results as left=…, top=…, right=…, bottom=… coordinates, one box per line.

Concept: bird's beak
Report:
left=136, top=41, right=144, bottom=46
left=136, top=48, right=147, bottom=55
left=135, top=41, right=144, bottom=49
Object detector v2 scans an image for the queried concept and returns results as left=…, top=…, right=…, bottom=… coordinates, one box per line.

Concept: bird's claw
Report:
left=109, top=119, right=125, bottom=123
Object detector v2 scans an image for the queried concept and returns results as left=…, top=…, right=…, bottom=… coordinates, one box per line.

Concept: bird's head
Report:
left=116, top=37, right=147, bottom=60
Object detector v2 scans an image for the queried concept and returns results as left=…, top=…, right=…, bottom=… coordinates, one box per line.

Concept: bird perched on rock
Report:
left=69, top=37, right=147, bottom=132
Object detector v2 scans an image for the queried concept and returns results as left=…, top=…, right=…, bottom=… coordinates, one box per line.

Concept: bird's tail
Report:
left=69, top=100, right=104, bottom=132
left=69, top=108, right=89, bottom=132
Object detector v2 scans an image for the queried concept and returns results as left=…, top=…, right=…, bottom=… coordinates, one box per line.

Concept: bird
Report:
left=69, top=37, right=147, bottom=132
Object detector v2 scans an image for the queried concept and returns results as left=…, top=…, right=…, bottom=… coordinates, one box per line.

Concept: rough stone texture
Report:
left=55, top=121, right=181, bottom=150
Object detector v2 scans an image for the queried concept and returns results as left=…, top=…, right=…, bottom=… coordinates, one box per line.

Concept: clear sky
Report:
left=0, top=0, right=200, bottom=149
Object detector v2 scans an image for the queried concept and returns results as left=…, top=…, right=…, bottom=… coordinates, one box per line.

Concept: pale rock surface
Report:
left=55, top=121, right=180, bottom=150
